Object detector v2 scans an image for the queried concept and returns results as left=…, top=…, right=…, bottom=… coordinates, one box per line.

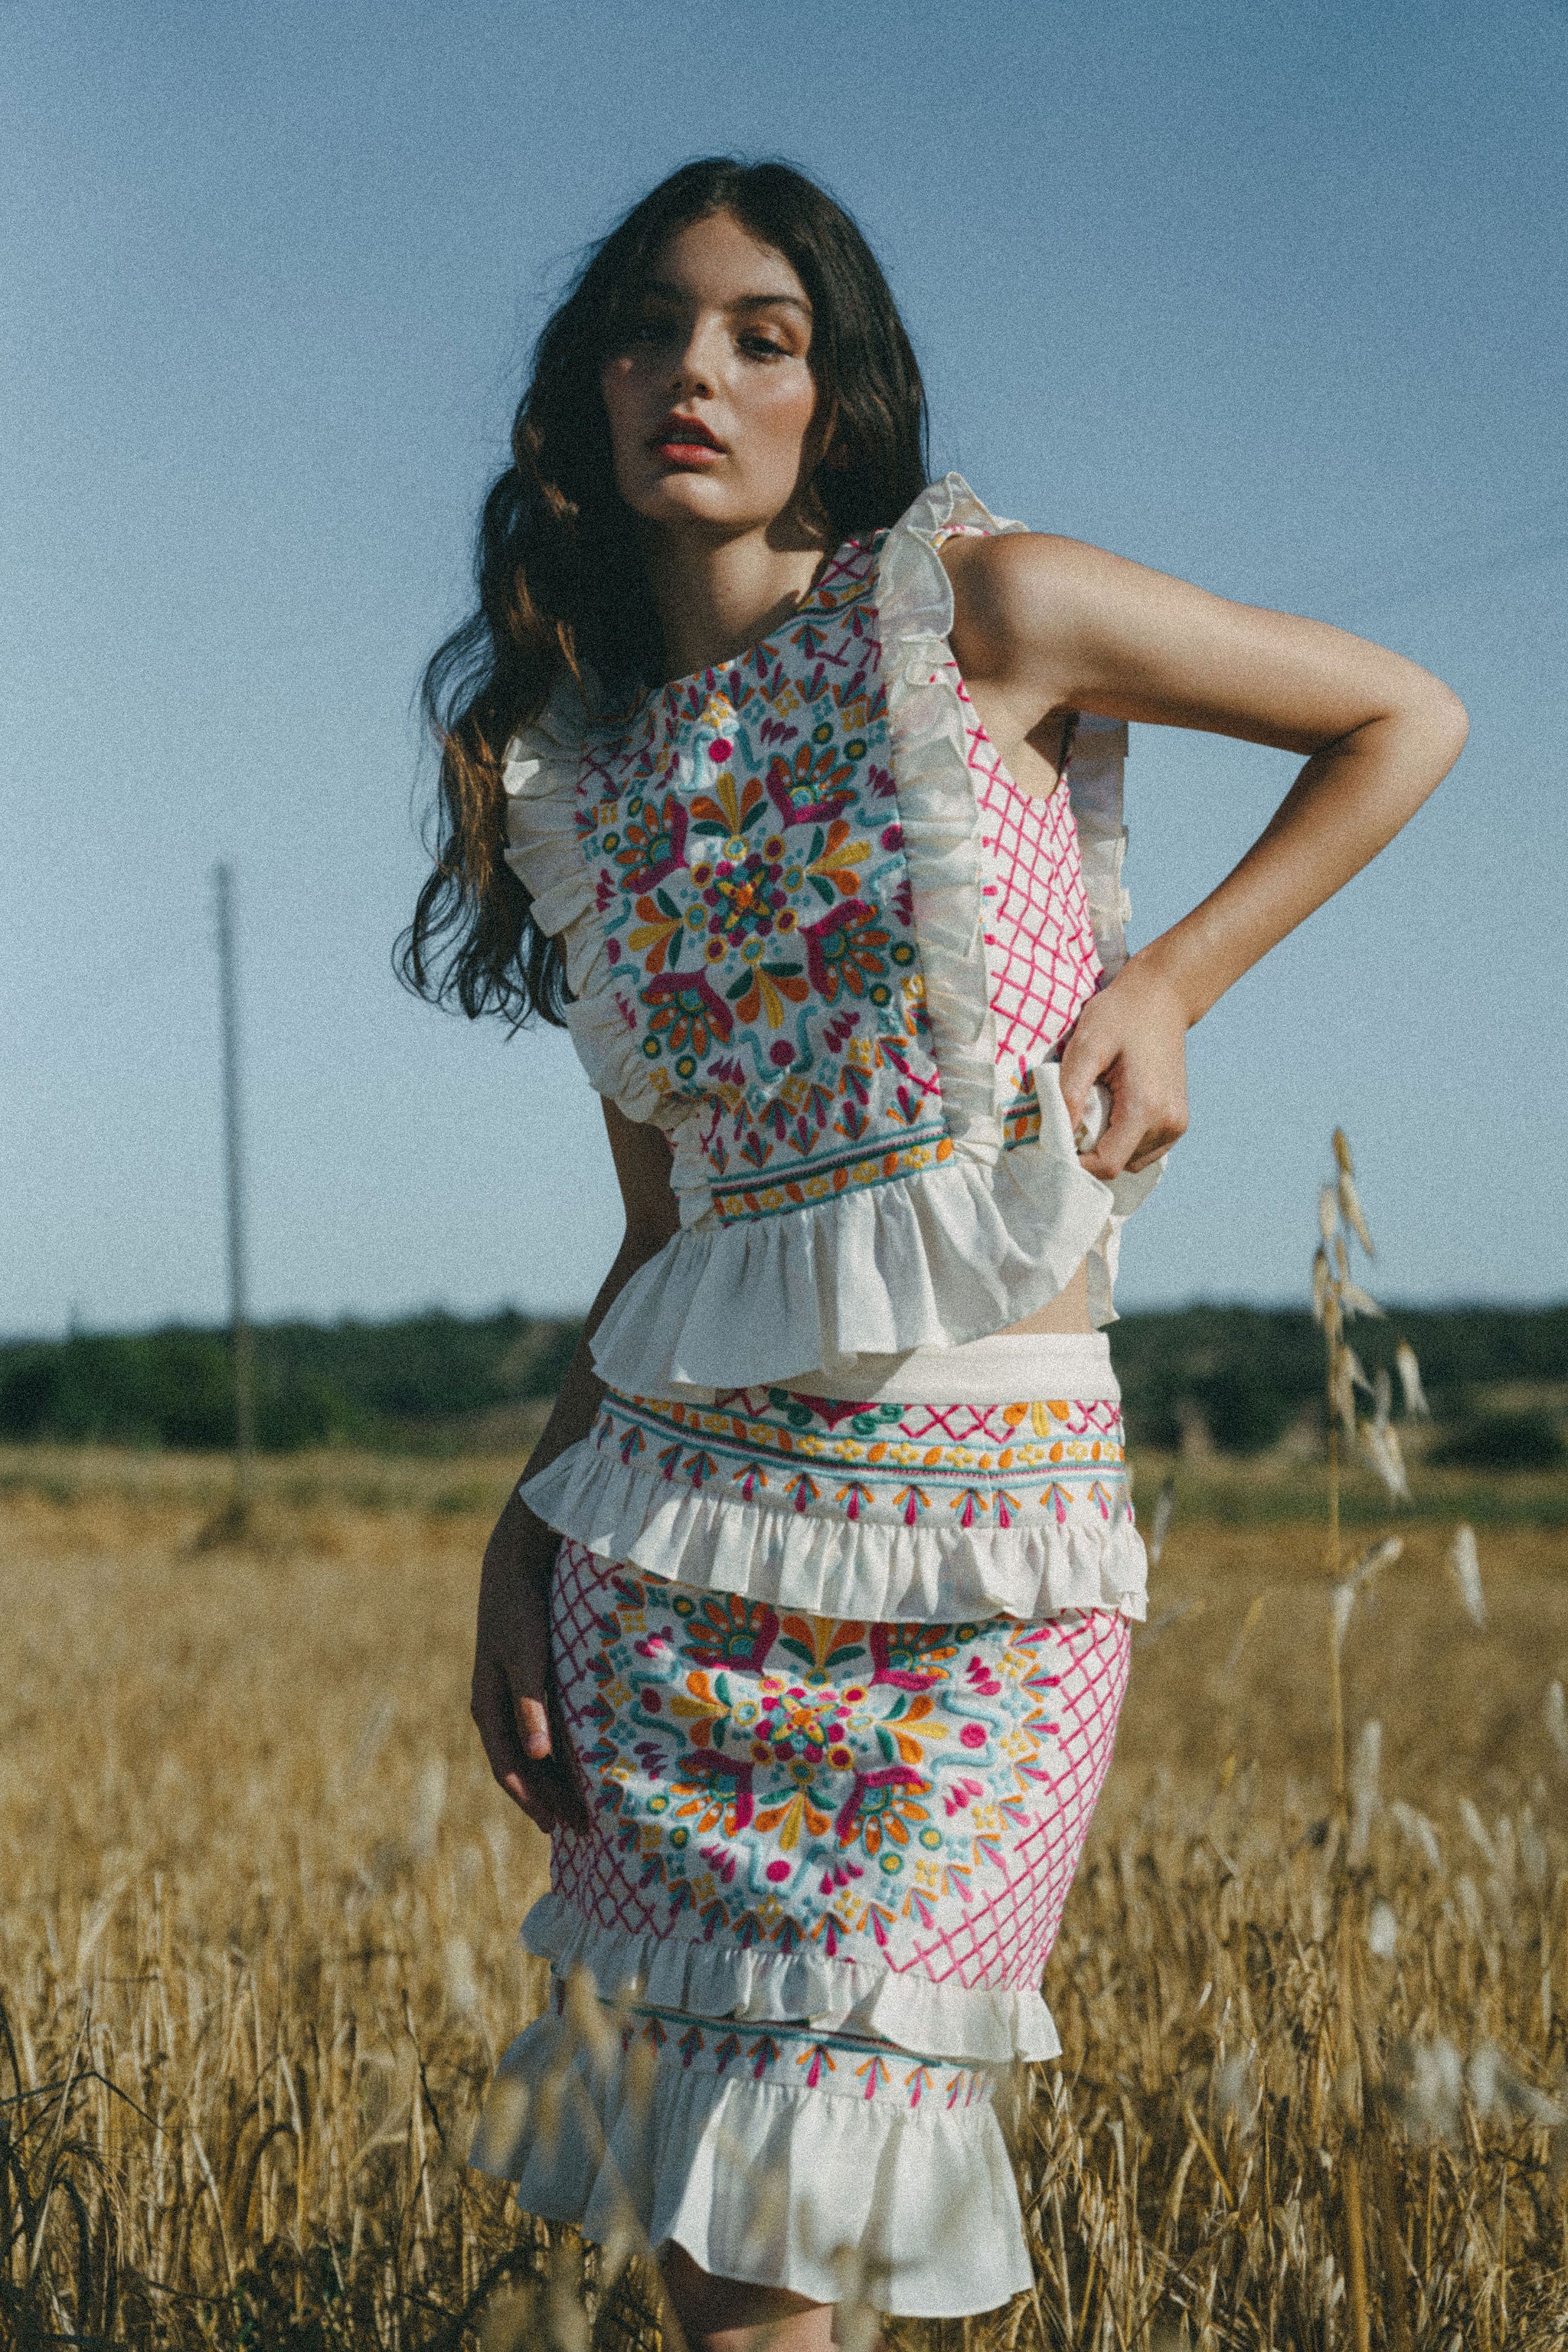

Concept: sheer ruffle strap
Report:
left=500, top=678, right=595, bottom=958
left=874, top=474, right=1027, bottom=1160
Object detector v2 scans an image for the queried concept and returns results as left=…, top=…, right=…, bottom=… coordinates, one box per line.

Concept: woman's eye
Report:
left=740, top=335, right=789, bottom=361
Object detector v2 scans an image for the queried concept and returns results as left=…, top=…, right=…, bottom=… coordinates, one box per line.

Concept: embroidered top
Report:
left=503, top=476, right=1156, bottom=1398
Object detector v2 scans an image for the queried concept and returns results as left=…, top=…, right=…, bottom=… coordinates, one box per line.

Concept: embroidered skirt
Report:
left=470, top=1334, right=1142, bottom=2317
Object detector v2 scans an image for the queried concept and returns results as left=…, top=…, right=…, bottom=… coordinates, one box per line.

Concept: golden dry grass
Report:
left=4, top=1442, right=1568, bottom=2349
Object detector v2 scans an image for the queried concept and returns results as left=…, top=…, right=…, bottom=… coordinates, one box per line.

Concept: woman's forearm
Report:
left=518, top=1233, right=662, bottom=1488
left=1130, top=691, right=1468, bottom=1027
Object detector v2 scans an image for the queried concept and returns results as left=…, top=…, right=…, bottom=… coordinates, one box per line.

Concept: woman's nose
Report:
left=669, top=325, right=719, bottom=398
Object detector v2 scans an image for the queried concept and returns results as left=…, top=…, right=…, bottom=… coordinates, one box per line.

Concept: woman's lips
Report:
left=649, top=416, right=724, bottom=465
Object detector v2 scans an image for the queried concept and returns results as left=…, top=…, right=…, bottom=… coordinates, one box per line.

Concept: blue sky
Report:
left=4, top=0, right=1566, bottom=1334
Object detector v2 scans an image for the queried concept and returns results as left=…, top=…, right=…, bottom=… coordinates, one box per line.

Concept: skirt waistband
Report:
left=792, top=1330, right=1119, bottom=1406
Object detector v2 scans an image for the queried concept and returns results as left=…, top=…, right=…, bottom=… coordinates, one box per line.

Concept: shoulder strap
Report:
left=1066, top=717, right=1131, bottom=976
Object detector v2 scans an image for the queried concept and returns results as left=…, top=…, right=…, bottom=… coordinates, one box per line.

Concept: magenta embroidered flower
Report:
left=802, top=899, right=890, bottom=1003
left=639, top=971, right=733, bottom=1060
left=681, top=1592, right=782, bottom=1671
left=612, top=790, right=688, bottom=890
left=831, top=1764, right=932, bottom=1854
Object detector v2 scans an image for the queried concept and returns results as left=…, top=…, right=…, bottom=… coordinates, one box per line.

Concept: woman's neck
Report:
left=640, top=512, right=832, bottom=682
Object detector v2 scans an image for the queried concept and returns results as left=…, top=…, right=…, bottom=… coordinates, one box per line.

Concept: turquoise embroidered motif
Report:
left=575, top=541, right=953, bottom=1218
left=550, top=1543, right=1132, bottom=1989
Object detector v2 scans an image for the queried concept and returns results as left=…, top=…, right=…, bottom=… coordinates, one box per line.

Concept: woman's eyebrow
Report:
left=638, top=280, right=812, bottom=317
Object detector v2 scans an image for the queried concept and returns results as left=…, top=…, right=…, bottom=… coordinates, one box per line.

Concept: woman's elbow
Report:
left=1405, top=666, right=1469, bottom=761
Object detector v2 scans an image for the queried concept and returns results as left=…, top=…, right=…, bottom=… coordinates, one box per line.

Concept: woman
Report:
left=407, top=158, right=1465, bottom=2340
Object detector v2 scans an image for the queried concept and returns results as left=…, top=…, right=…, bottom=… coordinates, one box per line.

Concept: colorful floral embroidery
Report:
left=584, top=1384, right=1131, bottom=1534
left=576, top=543, right=949, bottom=1215
left=549, top=1541, right=1132, bottom=1990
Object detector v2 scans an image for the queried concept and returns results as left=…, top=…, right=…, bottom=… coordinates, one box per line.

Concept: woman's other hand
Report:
left=1059, top=963, right=1191, bottom=1181
left=471, top=1489, right=590, bottom=1834
left=471, top=1101, right=681, bottom=1837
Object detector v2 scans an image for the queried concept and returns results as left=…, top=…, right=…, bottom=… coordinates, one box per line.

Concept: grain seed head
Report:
left=1449, top=1523, right=1487, bottom=1629
left=1338, top=1168, right=1375, bottom=1256
left=1546, top=1679, right=1568, bottom=1765
left=1389, top=1799, right=1443, bottom=1872
left=1388, top=2035, right=1464, bottom=2142
left=1148, top=1473, right=1176, bottom=1570
left=1367, top=1897, right=1398, bottom=1958
left=1396, top=1338, right=1430, bottom=1419
left=1318, top=1185, right=1341, bottom=1250
left=1360, top=1416, right=1410, bottom=1502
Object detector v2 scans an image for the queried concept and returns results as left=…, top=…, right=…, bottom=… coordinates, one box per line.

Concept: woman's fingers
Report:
left=472, top=1498, right=593, bottom=1836
left=514, top=1691, right=553, bottom=1761
left=1057, top=1023, right=1107, bottom=1130
left=472, top=1658, right=535, bottom=1790
left=499, top=1768, right=559, bottom=1835
left=1076, top=1090, right=1144, bottom=1179
left=472, top=1658, right=559, bottom=1830
left=1077, top=1086, right=1187, bottom=1181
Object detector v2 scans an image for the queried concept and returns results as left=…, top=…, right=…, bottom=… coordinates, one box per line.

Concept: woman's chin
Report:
left=625, top=471, right=776, bottom=532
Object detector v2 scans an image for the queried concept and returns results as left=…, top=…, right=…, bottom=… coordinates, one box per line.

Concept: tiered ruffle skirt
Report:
left=470, top=1333, right=1142, bottom=2317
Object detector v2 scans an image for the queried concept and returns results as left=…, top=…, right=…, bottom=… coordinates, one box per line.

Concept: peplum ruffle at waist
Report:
left=586, top=1068, right=1147, bottom=1398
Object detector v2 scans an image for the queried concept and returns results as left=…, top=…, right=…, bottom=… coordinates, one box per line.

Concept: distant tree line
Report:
left=0, top=1303, right=1562, bottom=1462
left=0, top=1311, right=577, bottom=1452
left=1108, top=1302, right=1566, bottom=1465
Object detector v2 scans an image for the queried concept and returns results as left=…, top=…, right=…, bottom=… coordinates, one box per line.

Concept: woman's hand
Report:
left=1059, top=962, right=1190, bottom=1182
left=469, top=1102, right=681, bottom=1841
left=471, top=1489, right=590, bottom=1834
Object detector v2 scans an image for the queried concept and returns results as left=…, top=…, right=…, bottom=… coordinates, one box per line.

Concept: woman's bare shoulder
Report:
left=941, top=528, right=1166, bottom=668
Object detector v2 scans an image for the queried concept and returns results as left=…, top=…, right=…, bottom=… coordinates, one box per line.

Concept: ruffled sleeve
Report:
left=501, top=678, right=595, bottom=971
left=501, top=682, right=680, bottom=1130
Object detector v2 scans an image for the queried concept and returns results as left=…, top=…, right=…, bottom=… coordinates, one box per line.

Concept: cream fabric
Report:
left=500, top=475, right=1159, bottom=1395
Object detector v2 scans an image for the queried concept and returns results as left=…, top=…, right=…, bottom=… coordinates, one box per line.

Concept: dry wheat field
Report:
left=3, top=1433, right=1568, bottom=2352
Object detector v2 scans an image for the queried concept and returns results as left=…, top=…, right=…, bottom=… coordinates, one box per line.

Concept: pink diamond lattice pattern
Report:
left=956, top=675, right=1103, bottom=1080
left=546, top=1537, right=1130, bottom=2007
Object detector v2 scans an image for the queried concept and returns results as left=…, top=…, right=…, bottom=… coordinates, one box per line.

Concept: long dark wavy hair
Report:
left=401, top=157, right=931, bottom=1027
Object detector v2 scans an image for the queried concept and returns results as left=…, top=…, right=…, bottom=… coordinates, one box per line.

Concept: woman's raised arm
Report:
left=942, top=531, right=1469, bottom=1180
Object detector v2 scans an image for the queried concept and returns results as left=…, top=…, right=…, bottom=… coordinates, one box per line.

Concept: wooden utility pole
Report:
left=213, top=863, right=255, bottom=1519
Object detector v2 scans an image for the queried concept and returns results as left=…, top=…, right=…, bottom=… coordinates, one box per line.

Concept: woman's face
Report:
left=600, top=211, right=827, bottom=541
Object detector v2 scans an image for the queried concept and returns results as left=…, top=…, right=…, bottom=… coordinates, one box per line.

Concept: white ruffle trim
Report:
left=501, top=678, right=676, bottom=1130
left=469, top=2004, right=1031, bottom=2318
left=589, top=1106, right=1116, bottom=1393
left=515, top=1892, right=1061, bottom=2064
left=501, top=678, right=593, bottom=949
left=521, top=1442, right=1148, bottom=1625
left=877, top=473, right=1025, bottom=1160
